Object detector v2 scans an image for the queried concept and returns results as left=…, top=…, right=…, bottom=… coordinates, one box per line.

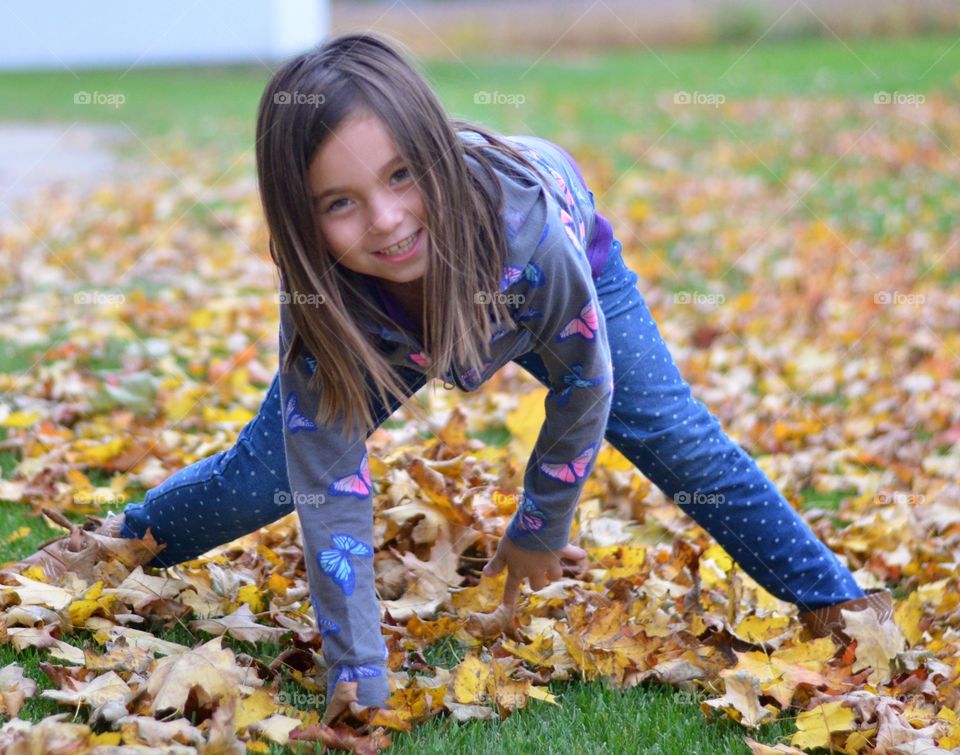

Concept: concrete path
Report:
left=0, top=121, right=141, bottom=227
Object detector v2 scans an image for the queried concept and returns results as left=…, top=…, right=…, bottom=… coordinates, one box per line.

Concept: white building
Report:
left=0, top=0, right=328, bottom=70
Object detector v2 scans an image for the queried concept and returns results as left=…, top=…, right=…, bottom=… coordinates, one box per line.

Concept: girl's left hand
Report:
left=482, top=536, right=588, bottom=610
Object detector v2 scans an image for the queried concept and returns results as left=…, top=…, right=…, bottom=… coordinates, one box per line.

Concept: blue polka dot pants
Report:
left=515, top=239, right=865, bottom=611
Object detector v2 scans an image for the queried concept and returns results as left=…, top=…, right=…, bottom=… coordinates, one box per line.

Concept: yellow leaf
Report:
left=505, top=388, right=548, bottom=452
left=74, top=437, right=128, bottom=464
left=202, top=405, right=255, bottom=425
left=595, top=445, right=634, bottom=472
left=236, top=584, right=264, bottom=614
left=791, top=701, right=855, bottom=750
left=235, top=688, right=277, bottom=732
left=266, top=573, right=289, bottom=596
left=895, top=589, right=924, bottom=647
left=734, top=614, right=791, bottom=643
left=451, top=655, right=490, bottom=704
left=4, top=526, right=31, bottom=544
left=90, top=731, right=123, bottom=746
left=0, top=411, right=40, bottom=428
left=527, top=685, right=559, bottom=705
left=188, top=308, right=215, bottom=330
left=164, top=385, right=207, bottom=422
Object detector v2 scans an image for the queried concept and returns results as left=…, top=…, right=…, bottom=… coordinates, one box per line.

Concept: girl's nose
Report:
left=368, top=196, right=405, bottom=235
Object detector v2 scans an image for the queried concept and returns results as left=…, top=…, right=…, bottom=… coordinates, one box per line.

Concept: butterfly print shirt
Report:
left=278, top=130, right=616, bottom=553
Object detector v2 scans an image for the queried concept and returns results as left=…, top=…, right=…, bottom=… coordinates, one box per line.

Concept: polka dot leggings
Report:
left=515, top=239, right=866, bottom=611
left=122, top=238, right=865, bottom=613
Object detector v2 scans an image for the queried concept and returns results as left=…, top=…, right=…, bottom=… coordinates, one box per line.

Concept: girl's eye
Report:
left=322, top=168, right=411, bottom=214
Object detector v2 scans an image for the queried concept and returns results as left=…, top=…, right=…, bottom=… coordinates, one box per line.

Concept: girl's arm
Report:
left=506, top=225, right=615, bottom=552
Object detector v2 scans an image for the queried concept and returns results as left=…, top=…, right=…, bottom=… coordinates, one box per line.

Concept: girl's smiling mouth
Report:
left=373, top=228, right=423, bottom=262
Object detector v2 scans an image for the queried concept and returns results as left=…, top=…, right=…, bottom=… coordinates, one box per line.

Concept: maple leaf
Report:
left=145, top=635, right=243, bottom=715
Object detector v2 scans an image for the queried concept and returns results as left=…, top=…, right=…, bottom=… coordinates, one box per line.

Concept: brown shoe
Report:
left=0, top=507, right=166, bottom=584
left=797, top=587, right=894, bottom=646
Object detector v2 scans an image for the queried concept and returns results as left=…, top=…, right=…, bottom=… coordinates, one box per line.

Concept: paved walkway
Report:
left=0, top=121, right=142, bottom=227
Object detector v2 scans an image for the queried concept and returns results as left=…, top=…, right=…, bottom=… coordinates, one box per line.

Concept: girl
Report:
left=8, top=32, right=892, bottom=710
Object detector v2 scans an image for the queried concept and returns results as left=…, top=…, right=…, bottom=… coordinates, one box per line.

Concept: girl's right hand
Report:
left=482, top=536, right=588, bottom=610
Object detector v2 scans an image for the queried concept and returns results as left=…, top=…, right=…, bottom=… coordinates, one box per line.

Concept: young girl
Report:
left=10, top=32, right=892, bottom=710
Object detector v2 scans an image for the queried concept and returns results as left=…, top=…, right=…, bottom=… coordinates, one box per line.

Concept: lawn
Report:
left=1, top=33, right=957, bottom=753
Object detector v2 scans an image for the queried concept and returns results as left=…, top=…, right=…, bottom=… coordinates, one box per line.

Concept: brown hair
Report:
left=255, top=31, right=551, bottom=437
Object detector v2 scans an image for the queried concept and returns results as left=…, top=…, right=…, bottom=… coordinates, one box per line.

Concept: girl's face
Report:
left=308, top=109, right=429, bottom=286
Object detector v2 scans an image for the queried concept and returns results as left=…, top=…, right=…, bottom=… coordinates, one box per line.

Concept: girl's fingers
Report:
left=501, top=567, right=522, bottom=609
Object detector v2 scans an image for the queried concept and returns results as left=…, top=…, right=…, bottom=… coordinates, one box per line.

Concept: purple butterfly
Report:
left=327, top=451, right=372, bottom=499
left=507, top=491, right=547, bottom=539
left=285, top=392, right=318, bottom=434
left=500, top=262, right=545, bottom=292
left=317, top=532, right=374, bottom=596
left=557, top=300, right=599, bottom=342
left=540, top=443, right=596, bottom=485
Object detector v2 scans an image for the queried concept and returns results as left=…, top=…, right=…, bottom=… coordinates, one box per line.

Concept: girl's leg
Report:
left=120, top=373, right=292, bottom=567
left=513, top=239, right=865, bottom=612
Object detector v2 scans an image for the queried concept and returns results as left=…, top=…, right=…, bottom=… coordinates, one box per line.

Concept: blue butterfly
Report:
left=515, top=308, right=543, bottom=324
left=503, top=207, right=526, bottom=241
left=507, top=492, right=547, bottom=539
left=332, top=662, right=384, bottom=686
left=318, top=532, right=374, bottom=596
left=535, top=222, right=549, bottom=250
left=500, top=262, right=545, bottom=292
left=303, top=354, right=318, bottom=375
left=316, top=614, right=341, bottom=638
left=553, top=363, right=606, bottom=408
left=459, top=360, right=493, bottom=389
left=285, top=392, right=317, bottom=434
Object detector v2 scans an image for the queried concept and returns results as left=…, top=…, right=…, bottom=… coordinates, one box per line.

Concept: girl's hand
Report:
left=482, top=536, right=588, bottom=610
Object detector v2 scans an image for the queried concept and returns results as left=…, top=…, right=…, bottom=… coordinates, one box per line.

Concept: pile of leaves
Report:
left=1, top=93, right=959, bottom=752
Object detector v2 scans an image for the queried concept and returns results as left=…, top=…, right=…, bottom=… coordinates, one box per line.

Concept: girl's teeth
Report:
left=379, top=231, right=416, bottom=255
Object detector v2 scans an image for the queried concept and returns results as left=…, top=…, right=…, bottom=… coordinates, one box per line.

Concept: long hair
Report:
left=256, top=31, right=552, bottom=437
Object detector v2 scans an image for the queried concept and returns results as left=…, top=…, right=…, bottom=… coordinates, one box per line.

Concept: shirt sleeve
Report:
left=505, top=232, right=614, bottom=552
left=277, top=300, right=371, bottom=506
